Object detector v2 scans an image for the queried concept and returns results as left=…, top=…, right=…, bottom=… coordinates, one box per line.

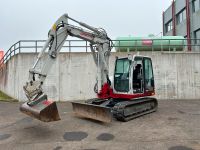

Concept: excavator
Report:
left=20, top=14, right=158, bottom=123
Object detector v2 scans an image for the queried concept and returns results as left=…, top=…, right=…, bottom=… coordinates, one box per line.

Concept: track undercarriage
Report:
left=71, top=97, right=158, bottom=122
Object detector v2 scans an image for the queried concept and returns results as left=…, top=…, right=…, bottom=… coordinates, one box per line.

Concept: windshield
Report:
left=115, top=59, right=130, bottom=74
left=114, top=58, right=131, bottom=92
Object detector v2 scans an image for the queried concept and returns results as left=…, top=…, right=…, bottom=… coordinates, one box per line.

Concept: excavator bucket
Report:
left=71, top=102, right=112, bottom=123
left=20, top=95, right=60, bottom=122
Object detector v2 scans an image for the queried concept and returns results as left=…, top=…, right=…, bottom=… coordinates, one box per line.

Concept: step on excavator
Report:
left=20, top=14, right=158, bottom=122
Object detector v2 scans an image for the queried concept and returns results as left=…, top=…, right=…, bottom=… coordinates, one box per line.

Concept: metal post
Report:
left=14, top=44, right=16, bottom=55
left=199, top=39, right=200, bottom=51
left=86, top=41, right=88, bottom=52
left=36, top=41, right=38, bottom=53
left=9, top=48, right=11, bottom=59
left=69, top=41, right=71, bottom=53
left=135, top=40, right=137, bottom=52
left=119, top=40, right=121, bottom=52
left=19, top=41, right=21, bottom=53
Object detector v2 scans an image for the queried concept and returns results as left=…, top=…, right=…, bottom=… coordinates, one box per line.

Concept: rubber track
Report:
left=112, top=97, right=158, bottom=122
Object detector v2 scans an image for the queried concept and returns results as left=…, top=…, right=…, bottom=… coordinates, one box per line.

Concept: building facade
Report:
left=163, top=0, right=200, bottom=51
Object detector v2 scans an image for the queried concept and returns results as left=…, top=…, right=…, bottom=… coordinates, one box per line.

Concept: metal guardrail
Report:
left=0, top=39, right=200, bottom=69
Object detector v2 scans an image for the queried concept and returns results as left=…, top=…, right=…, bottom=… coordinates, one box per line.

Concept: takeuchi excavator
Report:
left=20, top=14, right=158, bottom=123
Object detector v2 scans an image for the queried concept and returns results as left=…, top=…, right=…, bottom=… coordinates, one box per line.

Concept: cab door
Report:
left=114, top=58, right=131, bottom=93
left=143, top=58, right=155, bottom=94
left=132, top=56, right=143, bottom=93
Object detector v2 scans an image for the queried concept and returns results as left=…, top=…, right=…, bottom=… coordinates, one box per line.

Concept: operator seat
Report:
left=133, top=64, right=142, bottom=91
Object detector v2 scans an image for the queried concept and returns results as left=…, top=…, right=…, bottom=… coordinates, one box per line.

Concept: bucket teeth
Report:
left=20, top=95, right=60, bottom=122
left=71, top=102, right=112, bottom=123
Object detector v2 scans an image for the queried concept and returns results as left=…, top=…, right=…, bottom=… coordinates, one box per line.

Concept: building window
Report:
left=165, top=20, right=173, bottom=32
left=176, top=8, right=186, bottom=25
left=193, top=0, right=200, bottom=13
left=194, top=29, right=200, bottom=44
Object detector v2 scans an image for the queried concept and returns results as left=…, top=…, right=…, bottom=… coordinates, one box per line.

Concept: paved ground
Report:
left=0, top=100, right=200, bottom=150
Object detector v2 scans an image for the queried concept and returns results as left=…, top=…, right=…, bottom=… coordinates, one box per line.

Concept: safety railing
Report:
left=0, top=39, right=200, bottom=69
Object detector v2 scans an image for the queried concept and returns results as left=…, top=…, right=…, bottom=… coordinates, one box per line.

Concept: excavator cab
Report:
left=114, top=55, right=155, bottom=96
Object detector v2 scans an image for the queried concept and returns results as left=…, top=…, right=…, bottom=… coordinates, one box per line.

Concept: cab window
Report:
left=114, top=58, right=131, bottom=92
left=144, top=58, right=154, bottom=92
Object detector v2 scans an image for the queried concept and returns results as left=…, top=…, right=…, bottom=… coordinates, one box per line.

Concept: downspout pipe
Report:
left=186, top=0, right=192, bottom=51
left=172, top=0, right=176, bottom=36
left=162, top=11, right=165, bottom=36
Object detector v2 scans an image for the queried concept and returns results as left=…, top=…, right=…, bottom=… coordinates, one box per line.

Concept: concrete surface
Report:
left=0, top=52, right=200, bottom=102
left=0, top=100, right=200, bottom=150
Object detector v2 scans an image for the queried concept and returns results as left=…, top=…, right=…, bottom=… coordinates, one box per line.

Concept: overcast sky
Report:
left=0, top=0, right=171, bottom=51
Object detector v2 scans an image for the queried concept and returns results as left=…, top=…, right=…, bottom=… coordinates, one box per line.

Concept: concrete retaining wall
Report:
left=0, top=52, right=200, bottom=101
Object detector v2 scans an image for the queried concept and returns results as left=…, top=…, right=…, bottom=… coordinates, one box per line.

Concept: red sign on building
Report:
left=142, top=40, right=153, bottom=46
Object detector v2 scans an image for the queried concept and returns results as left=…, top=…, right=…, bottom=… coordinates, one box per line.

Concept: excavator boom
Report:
left=20, top=14, right=112, bottom=122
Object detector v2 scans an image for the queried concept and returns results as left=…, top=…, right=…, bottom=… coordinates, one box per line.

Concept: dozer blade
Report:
left=71, top=102, right=112, bottom=123
left=20, top=95, right=60, bottom=122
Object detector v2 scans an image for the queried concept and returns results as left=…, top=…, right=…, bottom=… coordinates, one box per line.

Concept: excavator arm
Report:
left=23, top=14, right=111, bottom=102
left=21, top=14, right=112, bottom=122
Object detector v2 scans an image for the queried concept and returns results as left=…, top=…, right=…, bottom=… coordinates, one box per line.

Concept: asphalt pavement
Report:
left=0, top=100, right=200, bottom=150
